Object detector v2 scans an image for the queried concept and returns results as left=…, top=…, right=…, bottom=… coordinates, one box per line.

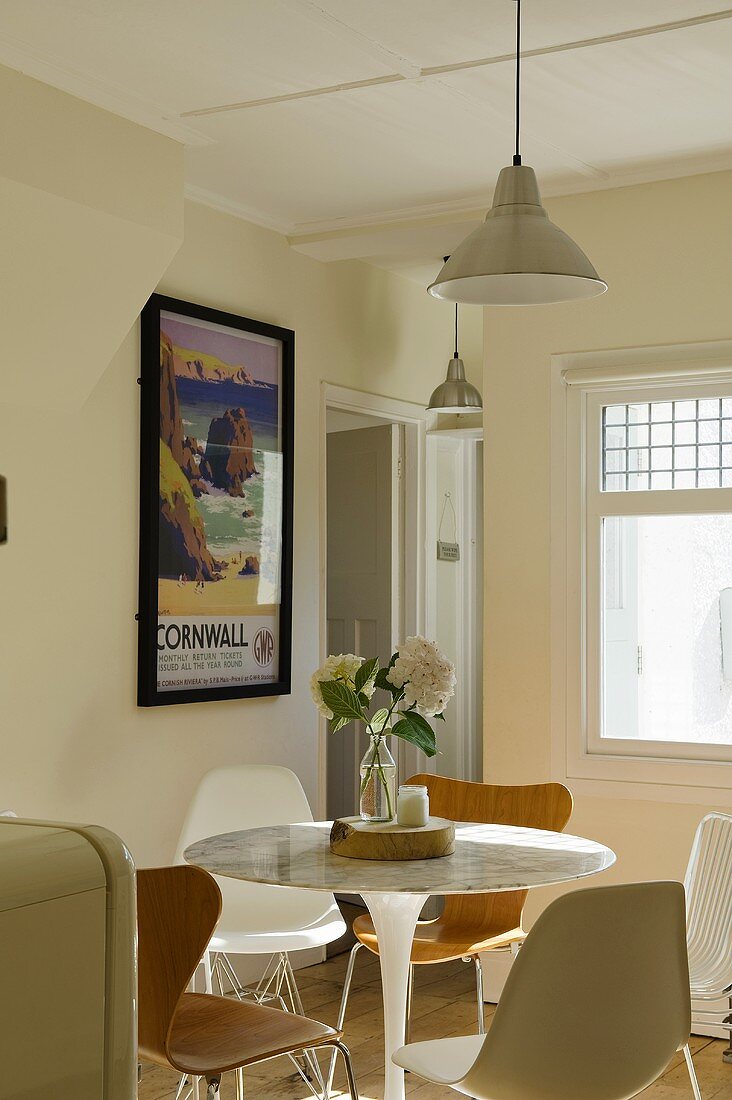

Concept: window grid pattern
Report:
left=602, top=398, right=732, bottom=492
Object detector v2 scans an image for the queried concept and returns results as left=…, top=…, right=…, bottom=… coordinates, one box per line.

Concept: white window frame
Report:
left=551, top=340, right=732, bottom=805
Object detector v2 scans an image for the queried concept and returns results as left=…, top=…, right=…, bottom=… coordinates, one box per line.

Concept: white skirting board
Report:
left=691, top=998, right=730, bottom=1041
left=481, top=950, right=730, bottom=1042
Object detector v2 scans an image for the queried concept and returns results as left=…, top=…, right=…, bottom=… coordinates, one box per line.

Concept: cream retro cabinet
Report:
left=0, top=819, right=137, bottom=1099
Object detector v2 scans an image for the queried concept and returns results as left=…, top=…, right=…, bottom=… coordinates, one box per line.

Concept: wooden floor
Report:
left=139, top=945, right=730, bottom=1099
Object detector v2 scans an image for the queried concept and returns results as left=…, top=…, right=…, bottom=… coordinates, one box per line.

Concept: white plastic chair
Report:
left=684, top=811, right=732, bottom=1063
left=175, top=765, right=346, bottom=1098
left=393, top=881, right=702, bottom=1100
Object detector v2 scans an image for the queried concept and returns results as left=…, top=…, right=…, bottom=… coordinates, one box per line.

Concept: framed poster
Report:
left=137, top=294, right=294, bottom=706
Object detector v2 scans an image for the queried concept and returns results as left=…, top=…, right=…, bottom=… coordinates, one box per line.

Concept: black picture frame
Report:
left=137, top=293, right=294, bottom=706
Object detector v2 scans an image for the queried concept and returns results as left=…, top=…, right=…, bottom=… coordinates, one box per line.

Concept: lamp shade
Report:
left=427, top=357, right=483, bottom=413
left=428, top=165, right=607, bottom=306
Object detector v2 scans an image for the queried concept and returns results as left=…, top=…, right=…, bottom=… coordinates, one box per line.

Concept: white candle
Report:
left=397, top=784, right=429, bottom=827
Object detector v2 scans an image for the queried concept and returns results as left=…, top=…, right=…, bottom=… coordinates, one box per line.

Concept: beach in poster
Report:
left=139, top=299, right=293, bottom=702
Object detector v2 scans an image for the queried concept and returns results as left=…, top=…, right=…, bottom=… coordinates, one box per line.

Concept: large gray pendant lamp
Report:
left=427, top=293, right=483, bottom=413
left=428, top=0, right=607, bottom=306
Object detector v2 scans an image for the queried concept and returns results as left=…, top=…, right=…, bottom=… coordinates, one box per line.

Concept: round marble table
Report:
left=185, top=821, right=615, bottom=1100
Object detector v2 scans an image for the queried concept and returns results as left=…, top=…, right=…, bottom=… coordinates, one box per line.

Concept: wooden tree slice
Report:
left=329, top=816, right=455, bottom=861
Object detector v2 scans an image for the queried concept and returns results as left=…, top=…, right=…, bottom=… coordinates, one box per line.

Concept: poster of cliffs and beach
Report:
left=149, top=306, right=288, bottom=697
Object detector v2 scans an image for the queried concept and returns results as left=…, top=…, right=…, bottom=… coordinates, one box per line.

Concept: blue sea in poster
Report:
left=178, top=376, right=282, bottom=586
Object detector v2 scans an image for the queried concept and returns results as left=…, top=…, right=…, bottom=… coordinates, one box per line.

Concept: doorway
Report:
left=319, top=385, right=428, bottom=821
left=319, top=385, right=485, bottom=821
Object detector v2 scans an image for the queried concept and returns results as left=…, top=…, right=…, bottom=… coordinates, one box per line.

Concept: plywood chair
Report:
left=332, top=775, right=573, bottom=1073
left=393, top=881, right=702, bottom=1100
left=684, top=812, right=732, bottom=1062
left=137, top=866, right=359, bottom=1100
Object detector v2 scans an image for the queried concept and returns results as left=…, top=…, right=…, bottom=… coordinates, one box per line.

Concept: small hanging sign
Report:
left=436, top=492, right=460, bottom=562
left=437, top=540, right=460, bottom=562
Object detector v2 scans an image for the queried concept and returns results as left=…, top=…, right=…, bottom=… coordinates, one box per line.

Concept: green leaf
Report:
left=354, top=656, right=379, bottom=694
left=434, top=711, right=446, bottom=722
left=374, top=667, right=400, bottom=695
left=358, top=692, right=370, bottom=707
left=391, top=712, right=437, bottom=758
left=369, top=707, right=390, bottom=733
left=319, top=679, right=366, bottom=722
left=329, top=716, right=349, bottom=733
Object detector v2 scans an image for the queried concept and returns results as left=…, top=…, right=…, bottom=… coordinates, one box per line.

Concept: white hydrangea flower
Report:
left=387, top=635, right=456, bottom=717
left=309, top=653, right=375, bottom=719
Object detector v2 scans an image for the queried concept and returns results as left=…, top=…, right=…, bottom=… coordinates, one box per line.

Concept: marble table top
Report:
left=185, top=821, right=615, bottom=895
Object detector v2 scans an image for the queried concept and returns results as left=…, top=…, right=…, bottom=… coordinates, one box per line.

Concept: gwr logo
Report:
left=253, top=628, right=275, bottom=667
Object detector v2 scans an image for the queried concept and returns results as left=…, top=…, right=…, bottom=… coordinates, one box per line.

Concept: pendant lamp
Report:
left=428, top=0, right=607, bottom=306
left=427, top=295, right=483, bottom=413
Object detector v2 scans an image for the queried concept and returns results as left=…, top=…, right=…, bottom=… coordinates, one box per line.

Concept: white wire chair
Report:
left=684, top=812, right=732, bottom=1064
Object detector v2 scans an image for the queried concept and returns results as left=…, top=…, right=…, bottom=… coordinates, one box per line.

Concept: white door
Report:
left=326, top=424, right=399, bottom=820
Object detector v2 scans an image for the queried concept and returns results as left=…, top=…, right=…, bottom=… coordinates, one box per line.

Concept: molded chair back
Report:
left=684, top=811, right=732, bottom=1001
left=175, top=765, right=344, bottom=951
left=409, top=774, right=573, bottom=936
left=137, top=866, right=222, bottom=1066
left=461, top=882, right=690, bottom=1100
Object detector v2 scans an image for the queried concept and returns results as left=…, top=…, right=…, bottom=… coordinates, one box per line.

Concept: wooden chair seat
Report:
left=137, top=866, right=360, bottom=1099
left=353, top=912, right=525, bottom=964
left=149, top=992, right=339, bottom=1076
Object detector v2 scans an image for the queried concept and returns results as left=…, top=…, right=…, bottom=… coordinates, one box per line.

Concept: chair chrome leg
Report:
left=281, top=954, right=327, bottom=1092
left=235, top=1067, right=245, bottom=1100
left=174, top=1073, right=196, bottom=1100
left=723, top=998, right=732, bottom=1064
left=204, top=1076, right=220, bottom=1099
left=326, top=942, right=364, bottom=1097
left=684, top=1045, right=703, bottom=1100
left=474, top=954, right=485, bottom=1035
left=329, top=1041, right=360, bottom=1100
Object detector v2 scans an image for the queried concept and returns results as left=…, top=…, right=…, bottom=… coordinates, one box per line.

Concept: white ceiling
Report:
left=2, top=2, right=730, bottom=276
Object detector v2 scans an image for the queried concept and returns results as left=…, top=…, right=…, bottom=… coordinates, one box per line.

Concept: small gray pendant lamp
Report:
left=427, top=289, right=483, bottom=413
left=428, top=0, right=607, bottom=306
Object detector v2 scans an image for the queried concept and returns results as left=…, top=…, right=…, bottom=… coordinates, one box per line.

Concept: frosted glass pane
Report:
left=699, top=399, right=721, bottom=419
left=699, top=419, right=720, bottom=443
left=603, top=396, right=732, bottom=492
left=605, top=405, right=626, bottom=425
left=674, top=400, right=696, bottom=420
left=676, top=421, right=697, bottom=445
left=651, top=423, right=672, bottom=447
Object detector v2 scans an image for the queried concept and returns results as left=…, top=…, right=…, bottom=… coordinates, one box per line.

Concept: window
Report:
left=555, top=354, right=732, bottom=794
left=587, top=383, right=732, bottom=765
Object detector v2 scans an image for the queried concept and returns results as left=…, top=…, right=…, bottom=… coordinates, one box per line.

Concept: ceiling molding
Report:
left=183, top=184, right=294, bottom=235
left=181, top=7, right=732, bottom=117
left=287, top=149, right=732, bottom=244
left=182, top=147, right=732, bottom=257
left=0, top=30, right=213, bottom=146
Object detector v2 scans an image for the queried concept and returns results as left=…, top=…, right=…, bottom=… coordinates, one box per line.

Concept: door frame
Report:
left=318, top=383, right=429, bottom=816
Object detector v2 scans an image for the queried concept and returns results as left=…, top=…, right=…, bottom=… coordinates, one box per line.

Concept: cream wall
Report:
left=0, top=65, right=183, bottom=409
left=0, top=196, right=481, bottom=866
left=482, top=169, right=732, bottom=921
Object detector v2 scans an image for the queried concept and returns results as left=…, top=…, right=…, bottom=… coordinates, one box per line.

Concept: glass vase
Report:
left=359, top=733, right=397, bottom=823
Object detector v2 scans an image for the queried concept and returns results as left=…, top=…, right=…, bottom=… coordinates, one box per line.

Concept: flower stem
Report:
left=361, top=735, right=394, bottom=820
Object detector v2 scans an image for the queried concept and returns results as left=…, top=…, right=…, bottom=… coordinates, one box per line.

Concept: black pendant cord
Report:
left=513, top=0, right=522, bottom=166
left=454, top=303, right=459, bottom=358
